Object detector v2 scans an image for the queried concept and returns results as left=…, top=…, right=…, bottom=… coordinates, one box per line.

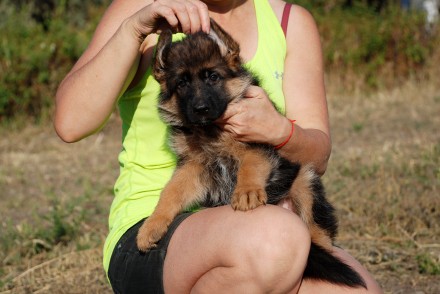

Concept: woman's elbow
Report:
left=53, top=114, right=82, bottom=143
left=314, top=136, right=332, bottom=176
left=53, top=86, right=77, bottom=142
left=53, top=102, right=107, bottom=143
left=314, top=159, right=329, bottom=176
left=53, top=100, right=86, bottom=143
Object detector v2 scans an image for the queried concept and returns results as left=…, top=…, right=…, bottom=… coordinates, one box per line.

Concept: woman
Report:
left=54, top=0, right=382, bottom=292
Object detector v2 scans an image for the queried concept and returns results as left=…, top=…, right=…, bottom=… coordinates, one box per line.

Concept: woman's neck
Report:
left=205, top=0, right=248, bottom=16
left=208, top=0, right=255, bottom=30
left=206, top=0, right=258, bottom=62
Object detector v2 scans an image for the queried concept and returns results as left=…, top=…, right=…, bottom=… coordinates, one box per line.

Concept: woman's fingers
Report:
left=188, top=0, right=210, bottom=33
left=178, top=0, right=201, bottom=33
left=215, top=85, right=288, bottom=144
left=243, top=85, right=266, bottom=99
left=139, top=0, right=209, bottom=35
left=151, top=4, right=180, bottom=31
left=170, top=0, right=210, bottom=33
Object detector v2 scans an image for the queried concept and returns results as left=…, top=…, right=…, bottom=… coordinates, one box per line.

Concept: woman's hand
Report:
left=128, top=0, right=211, bottom=43
left=55, top=0, right=211, bottom=143
left=216, top=85, right=292, bottom=146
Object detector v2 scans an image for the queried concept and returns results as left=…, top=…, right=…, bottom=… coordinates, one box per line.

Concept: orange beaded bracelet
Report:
left=274, top=119, right=296, bottom=150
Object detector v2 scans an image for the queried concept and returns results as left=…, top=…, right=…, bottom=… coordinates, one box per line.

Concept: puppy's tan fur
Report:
left=136, top=21, right=333, bottom=253
left=135, top=19, right=366, bottom=288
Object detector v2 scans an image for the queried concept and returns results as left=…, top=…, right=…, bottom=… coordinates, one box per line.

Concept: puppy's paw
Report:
left=136, top=216, right=170, bottom=252
left=231, top=185, right=267, bottom=211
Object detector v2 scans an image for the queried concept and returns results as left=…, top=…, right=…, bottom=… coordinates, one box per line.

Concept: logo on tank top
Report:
left=274, top=70, right=284, bottom=80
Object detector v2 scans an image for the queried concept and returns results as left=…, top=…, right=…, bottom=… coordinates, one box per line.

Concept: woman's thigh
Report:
left=163, top=204, right=310, bottom=293
left=163, top=204, right=383, bottom=294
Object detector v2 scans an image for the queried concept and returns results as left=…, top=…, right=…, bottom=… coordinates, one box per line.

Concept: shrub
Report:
left=0, top=0, right=439, bottom=121
left=295, top=1, right=439, bottom=90
left=0, top=1, right=109, bottom=123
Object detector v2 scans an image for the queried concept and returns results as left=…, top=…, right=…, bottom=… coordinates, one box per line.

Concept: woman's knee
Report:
left=232, top=205, right=311, bottom=290
left=242, top=205, right=311, bottom=255
left=164, top=205, right=311, bottom=292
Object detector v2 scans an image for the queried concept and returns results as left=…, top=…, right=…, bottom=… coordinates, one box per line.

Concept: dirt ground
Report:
left=0, top=78, right=439, bottom=293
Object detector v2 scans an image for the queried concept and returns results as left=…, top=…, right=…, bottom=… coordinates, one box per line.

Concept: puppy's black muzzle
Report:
left=193, top=101, right=210, bottom=115
left=185, top=95, right=227, bottom=126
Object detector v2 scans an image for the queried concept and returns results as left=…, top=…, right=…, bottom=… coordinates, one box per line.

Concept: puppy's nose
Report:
left=193, top=103, right=209, bottom=114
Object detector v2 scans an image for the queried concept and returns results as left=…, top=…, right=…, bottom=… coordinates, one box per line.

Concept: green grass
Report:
left=417, top=253, right=440, bottom=275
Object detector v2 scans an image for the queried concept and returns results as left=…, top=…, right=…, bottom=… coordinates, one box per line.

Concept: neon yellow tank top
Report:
left=103, top=0, right=288, bottom=273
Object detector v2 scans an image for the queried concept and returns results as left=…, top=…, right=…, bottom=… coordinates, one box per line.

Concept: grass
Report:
left=2, top=1, right=439, bottom=122
left=324, top=74, right=440, bottom=293
left=0, top=120, right=119, bottom=292
left=0, top=3, right=439, bottom=290
left=0, top=74, right=439, bottom=293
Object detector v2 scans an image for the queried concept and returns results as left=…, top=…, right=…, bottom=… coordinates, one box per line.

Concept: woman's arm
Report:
left=217, top=5, right=330, bottom=175
left=54, top=0, right=210, bottom=143
left=279, top=5, right=330, bottom=175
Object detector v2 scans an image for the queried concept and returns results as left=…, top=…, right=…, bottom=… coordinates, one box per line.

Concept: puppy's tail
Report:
left=304, top=243, right=367, bottom=288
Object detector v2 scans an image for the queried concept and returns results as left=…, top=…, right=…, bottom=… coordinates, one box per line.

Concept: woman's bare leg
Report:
left=163, top=204, right=383, bottom=293
left=163, top=205, right=311, bottom=293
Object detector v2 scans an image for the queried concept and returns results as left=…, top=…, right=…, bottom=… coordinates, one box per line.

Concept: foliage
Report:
left=417, top=253, right=440, bottom=275
left=295, top=0, right=439, bottom=90
left=0, top=1, right=109, bottom=123
left=0, top=0, right=439, bottom=121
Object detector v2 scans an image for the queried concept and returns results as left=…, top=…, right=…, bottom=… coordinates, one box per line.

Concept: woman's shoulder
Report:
left=288, top=3, right=318, bottom=28
left=277, top=2, right=320, bottom=51
left=72, top=0, right=155, bottom=72
left=267, top=0, right=317, bottom=31
left=92, top=0, right=155, bottom=45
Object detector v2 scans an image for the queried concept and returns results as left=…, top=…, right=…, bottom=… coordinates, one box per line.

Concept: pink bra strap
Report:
left=281, top=3, right=292, bottom=37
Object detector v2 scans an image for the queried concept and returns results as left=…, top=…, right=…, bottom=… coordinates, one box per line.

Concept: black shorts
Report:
left=108, top=213, right=193, bottom=294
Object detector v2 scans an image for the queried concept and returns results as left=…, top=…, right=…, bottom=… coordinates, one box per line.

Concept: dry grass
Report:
left=0, top=118, right=120, bottom=293
left=1, top=248, right=109, bottom=294
left=324, top=76, right=440, bottom=293
left=0, top=77, right=439, bottom=293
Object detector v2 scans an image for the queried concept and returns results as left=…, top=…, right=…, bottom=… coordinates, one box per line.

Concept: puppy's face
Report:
left=153, top=20, right=253, bottom=127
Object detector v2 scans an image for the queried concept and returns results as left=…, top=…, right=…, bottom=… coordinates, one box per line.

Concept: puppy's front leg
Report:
left=137, top=161, right=206, bottom=252
left=231, top=149, right=271, bottom=211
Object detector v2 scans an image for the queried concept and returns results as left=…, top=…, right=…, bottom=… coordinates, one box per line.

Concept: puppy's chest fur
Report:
left=171, top=127, right=244, bottom=206
left=169, top=125, right=298, bottom=208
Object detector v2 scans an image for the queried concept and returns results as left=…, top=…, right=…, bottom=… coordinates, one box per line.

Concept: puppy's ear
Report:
left=153, top=30, right=173, bottom=82
left=208, top=19, right=242, bottom=69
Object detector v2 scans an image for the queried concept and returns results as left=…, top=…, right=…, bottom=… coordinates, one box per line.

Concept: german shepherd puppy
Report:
left=136, top=20, right=366, bottom=288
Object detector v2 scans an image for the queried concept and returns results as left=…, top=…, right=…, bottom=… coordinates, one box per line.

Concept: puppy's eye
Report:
left=177, top=79, right=187, bottom=89
left=209, top=73, right=220, bottom=82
